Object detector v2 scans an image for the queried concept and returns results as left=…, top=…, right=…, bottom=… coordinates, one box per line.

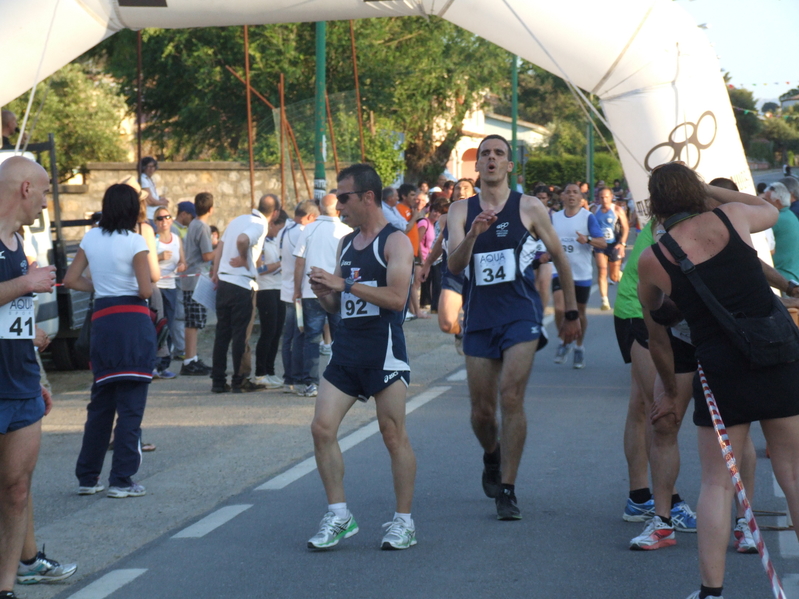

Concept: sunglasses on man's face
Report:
left=336, top=190, right=366, bottom=204
left=155, top=214, right=172, bottom=222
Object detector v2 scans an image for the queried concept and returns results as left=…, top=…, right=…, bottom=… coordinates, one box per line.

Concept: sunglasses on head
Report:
left=336, top=190, right=366, bottom=204
left=155, top=214, right=172, bottom=221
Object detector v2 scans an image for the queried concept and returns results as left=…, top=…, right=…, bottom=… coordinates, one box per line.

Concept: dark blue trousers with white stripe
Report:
left=75, top=380, right=148, bottom=488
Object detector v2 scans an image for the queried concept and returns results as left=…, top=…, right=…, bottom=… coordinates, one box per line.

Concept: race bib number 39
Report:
left=0, top=297, right=35, bottom=339
left=474, top=249, right=516, bottom=286
left=341, top=280, right=380, bottom=319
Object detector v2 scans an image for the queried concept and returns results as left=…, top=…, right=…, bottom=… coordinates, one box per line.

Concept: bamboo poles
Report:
left=325, top=91, right=340, bottom=175
left=349, top=20, right=366, bottom=162
left=225, top=65, right=312, bottom=199
left=243, top=26, right=256, bottom=209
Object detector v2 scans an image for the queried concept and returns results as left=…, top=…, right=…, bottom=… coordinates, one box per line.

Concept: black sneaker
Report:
left=0, top=591, right=17, bottom=598
left=211, top=384, right=231, bottom=393
left=180, top=360, right=211, bottom=376
left=232, top=380, right=266, bottom=393
left=482, top=446, right=502, bottom=498
left=496, top=488, right=522, bottom=520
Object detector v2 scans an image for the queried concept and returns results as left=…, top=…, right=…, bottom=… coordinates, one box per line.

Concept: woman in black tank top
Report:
left=637, top=163, right=799, bottom=598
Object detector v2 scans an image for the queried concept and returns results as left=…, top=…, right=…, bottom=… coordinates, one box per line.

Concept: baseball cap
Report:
left=177, top=201, right=197, bottom=217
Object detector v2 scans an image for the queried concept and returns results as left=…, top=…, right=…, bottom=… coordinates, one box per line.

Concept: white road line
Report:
left=782, top=574, right=799, bottom=598
left=447, top=369, right=466, bottom=381
left=66, top=569, right=147, bottom=599
left=172, top=504, right=253, bottom=538
left=256, top=386, right=451, bottom=491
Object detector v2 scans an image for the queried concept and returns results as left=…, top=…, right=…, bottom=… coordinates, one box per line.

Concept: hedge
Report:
left=523, top=153, right=624, bottom=189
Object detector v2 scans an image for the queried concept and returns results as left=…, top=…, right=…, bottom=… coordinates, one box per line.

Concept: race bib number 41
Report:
left=341, top=280, right=380, bottom=319
left=0, top=296, right=35, bottom=339
left=474, top=249, right=516, bottom=286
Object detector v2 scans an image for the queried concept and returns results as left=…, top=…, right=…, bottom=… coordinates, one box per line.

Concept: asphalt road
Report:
left=24, top=285, right=799, bottom=599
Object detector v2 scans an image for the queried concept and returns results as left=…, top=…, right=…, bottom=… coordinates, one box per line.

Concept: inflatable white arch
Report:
left=1, top=0, right=754, bottom=216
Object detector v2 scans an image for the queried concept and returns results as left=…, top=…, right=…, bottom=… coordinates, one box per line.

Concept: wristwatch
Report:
left=565, top=310, right=579, bottom=321
left=788, top=279, right=799, bottom=296
left=586, top=236, right=592, bottom=244
left=343, top=276, right=356, bottom=294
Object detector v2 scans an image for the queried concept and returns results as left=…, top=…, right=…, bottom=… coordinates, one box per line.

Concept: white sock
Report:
left=183, top=356, right=198, bottom=366
left=601, top=295, right=608, bottom=301
left=329, top=503, right=349, bottom=519
left=394, top=512, right=413, bottom=526
left=575, top=344, right=584, bottom=350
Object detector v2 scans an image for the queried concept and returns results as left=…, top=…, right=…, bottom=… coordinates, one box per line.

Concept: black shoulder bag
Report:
left=659, top=231, right=799, bottom=369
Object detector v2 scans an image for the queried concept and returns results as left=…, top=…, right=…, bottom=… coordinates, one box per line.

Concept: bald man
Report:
left=292, top=194, right=352, bottom=397
left=0, top=158, right=76, bottom=597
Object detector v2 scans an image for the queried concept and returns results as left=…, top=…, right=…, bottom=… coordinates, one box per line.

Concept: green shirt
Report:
left=613, top=221, right=655, bottom=319
left=772, top=207, right=799, bottom=283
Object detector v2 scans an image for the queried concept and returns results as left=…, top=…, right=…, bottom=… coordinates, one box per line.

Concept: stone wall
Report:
left=54, top=161, right=339, bottom=241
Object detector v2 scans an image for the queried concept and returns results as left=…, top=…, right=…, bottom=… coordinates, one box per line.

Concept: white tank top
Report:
left=156, top=232, right=181, bottom=289
left=551, top=209, right=594, bottom=283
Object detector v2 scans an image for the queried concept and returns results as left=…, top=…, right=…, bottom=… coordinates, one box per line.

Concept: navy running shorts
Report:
left=463, top=320, right=543, bottom=359
left=594, top=244, right=621, bottom=262
left=323, top=363, right=410, bottom=402
left=0, top=395, right=45, bottom=434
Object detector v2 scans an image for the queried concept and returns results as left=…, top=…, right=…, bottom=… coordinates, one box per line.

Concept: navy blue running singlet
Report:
left=332, top=224, right=410, bottom=371
left=462, top=191, right=543, bottom=333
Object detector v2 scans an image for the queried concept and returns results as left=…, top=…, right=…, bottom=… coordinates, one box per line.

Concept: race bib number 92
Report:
left=0, top=297, right=35, bottom=339
left=341, top=280, right=380, bottom=319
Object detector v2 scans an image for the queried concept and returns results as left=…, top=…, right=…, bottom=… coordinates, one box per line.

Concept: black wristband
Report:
left=564, top=310, right=579, bottom=321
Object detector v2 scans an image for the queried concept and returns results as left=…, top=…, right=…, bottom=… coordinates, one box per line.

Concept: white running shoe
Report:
left=600, top=297, right=611, bottom=311
left=253, top=375, right=283, bottom=389
left=734, top=517, right=758, bottom=553
left=553, top=342, right=572, bottom=364
left=77, top=483, right=105, bottom=495
left=307, top=512, right=359, bottom=549
left=16, top=548, right=77, bottom=584
left=629, top=516, right=676, bottom=550
left=107, top=482, right=146, bottom=498
left=381, top=517, right=417, bottom=550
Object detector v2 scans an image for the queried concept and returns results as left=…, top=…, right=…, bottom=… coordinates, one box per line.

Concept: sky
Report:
left=676, top=0, right=799, bottom=107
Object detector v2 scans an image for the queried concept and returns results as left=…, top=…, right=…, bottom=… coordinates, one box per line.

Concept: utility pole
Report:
left=511, top=55, right=519, bottom=186
left=586, top=119, right=594, bottom=199
left=314, top=22, right=327, bottom=201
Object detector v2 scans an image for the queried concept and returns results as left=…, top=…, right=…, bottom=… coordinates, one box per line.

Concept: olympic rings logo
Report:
left=644, top=111, right=717, bottom=172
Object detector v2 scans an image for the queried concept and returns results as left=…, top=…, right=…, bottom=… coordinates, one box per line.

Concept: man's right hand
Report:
left=28, top=262, right=56, bottom=293
left=418, top=263, right=430, bottom=282
left=467, top=210, right=497, bottom=239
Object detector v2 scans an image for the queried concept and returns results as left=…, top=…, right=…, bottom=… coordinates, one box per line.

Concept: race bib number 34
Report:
left=0, top=297, right=35, bottom=339
left=474, top=249, right=516, bottom=286
left=341, top=280, right=380, bottom=319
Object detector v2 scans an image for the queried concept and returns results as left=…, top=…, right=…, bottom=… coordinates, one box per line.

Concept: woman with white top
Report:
left=64, top=183, right=156, bottom=498
left=154, top=206, right=186, bottom=375
left=253, top=212, right=287, bottom=388
left=140, top=157, right=169, bottom=221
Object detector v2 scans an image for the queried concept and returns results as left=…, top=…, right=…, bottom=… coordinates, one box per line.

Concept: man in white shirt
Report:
left=381, top=187, right=409, bottom=231
left=279, top=200, right=319, bottom=392
left=210, top=194, right=279, bottom=393
left=292, top=194, right=352, bottom=397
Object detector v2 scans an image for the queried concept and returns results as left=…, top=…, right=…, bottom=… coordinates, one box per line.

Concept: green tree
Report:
left=6, top=63, right=128, bottom=181
left=762, top=116, right=799, bottom=163
left=87, top=18, right=509, bottom=183
left=762, top=101, right=780, bottom=114
left=727, top=86, right=761, bottom=150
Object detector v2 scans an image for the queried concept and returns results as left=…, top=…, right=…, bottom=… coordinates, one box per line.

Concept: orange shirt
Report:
left=396, top=203, right=419, bottom=257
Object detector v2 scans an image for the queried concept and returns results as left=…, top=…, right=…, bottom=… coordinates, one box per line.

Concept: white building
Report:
left=447, top=109, right=550, bottom=181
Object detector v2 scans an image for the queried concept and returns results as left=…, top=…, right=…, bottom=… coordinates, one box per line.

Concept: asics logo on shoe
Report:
left=384, top=371, right=399, bottom=383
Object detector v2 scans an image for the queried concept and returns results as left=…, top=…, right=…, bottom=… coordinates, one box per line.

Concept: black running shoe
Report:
left=180, top=360, right=211, bottom=376
left=496, top=488, right=522, bottom=520
left=211, top=384, right=231, bottom=394
left=0, top=591, right=17, bottom=599
left=482, top=447, right=502, bottom=498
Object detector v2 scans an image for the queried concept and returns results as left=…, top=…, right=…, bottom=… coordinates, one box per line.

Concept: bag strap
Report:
left=659, top=233, right=743, bottom=334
